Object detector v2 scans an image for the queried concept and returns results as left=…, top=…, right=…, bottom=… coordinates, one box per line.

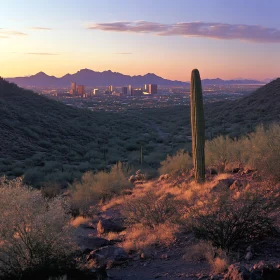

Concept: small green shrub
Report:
left=159, top=149, right=192, bottom=175
left=71, top=162, right=132, bottom=213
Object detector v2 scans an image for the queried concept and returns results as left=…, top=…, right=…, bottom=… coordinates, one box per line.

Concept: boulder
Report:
left=251, top=262, right=280, bottom=280
left=224, top=264, right=251, bottom=280
left=97, top=218, right=126, bottom=234
left=80, top=237, right=110, bottom=252
left=86, top=245, right=129, bottom=269
left=211, top=179, right=235, bottom=193
left=230, top=180, right=248, bottom=192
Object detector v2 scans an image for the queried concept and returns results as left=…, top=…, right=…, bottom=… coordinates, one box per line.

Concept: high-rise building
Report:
left=148, top=84, right=158, bottom=94
left=122, top=87, right=128, bottom=95
left=144, top=84, right=148, bottom=91
left=77, top=85, right=85, bottom=95
left=109, top=85, right=113, bottom=92
left=93, top=89, right=100, bottom=95
left=132, top=88, right=143, bottom=96
left=70, top=82, right=77, bottom=95
left=128, top=85, right=133, bottom=96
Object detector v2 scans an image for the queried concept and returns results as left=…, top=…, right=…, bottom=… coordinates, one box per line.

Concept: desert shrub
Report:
left=205, top=135, right=237, bottom=172
left=122, top=191, right=179, bottom=228
left=184, top=241, right=228, bottom=273
left=41, top=182, right=62, bottom=198
left=246, top=124, right=280, bottom=181
left=0, top=177, right=76, bottom=279
left=71, top=162, right=132, bottom=213
left=188, top=188, right=279, bottom=252
left=206, top=124, right=280, bottom=180
left=159, top=149, right=192, bottom=175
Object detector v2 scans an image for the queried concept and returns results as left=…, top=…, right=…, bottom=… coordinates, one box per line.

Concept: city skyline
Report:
left=1, top=0, right=280, bottom=80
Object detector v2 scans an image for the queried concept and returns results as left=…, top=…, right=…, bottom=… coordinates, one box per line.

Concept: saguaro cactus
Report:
left=190, top=69, right=205, bottom=183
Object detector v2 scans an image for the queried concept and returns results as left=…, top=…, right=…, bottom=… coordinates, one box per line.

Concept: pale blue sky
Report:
left=1, top=0, right=280, bottom=80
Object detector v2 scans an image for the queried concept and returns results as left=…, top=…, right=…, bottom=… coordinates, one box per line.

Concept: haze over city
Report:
left=1, top=0, right=280, bottom=81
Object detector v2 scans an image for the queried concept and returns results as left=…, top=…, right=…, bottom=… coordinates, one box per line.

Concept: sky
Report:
left=1, top=0, right=280, bottom=81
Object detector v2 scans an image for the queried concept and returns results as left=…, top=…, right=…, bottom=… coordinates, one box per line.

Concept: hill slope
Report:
left=0, top=77, right=279, bottom=187
left=204, top=78, right=280, bottom=137
left=0, top=78, right=158, bottom=187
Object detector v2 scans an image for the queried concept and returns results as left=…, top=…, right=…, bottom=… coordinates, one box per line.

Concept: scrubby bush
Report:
left=188, top=187, right=280, bottom=252
left=159, top=149, right=192, bottom=175
left=246, top=124, right=280, bottom=181
left=0, top=177, right=76, bottom=279
left=122, top=191, right=180, bottom=228
left=205, top=124, right=280, bottom=180
left=71, top=162, right=132, bottom=213
left=185, top=241, right=229, bottom=273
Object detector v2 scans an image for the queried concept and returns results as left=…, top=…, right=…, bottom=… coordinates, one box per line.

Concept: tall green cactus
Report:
left=190, top=69, right=205, bottom=183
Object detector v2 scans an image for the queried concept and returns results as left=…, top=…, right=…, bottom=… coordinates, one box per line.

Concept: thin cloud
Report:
left=30, top=27, right=53, bottom=30
left=114, top=52, right=132, bottom=55
left=0, top=30, right=27, bottom=36
left=0, top=36, right=9, bottom=39
left=26, top=52, right=58, bottom=56
left=87, top=21, right=280, bottom=43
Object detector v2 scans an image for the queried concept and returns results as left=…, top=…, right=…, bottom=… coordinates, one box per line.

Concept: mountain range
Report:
left=6, top=69, right=265, bottom=87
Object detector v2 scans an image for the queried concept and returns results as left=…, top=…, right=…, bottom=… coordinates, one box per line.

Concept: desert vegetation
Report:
left=2, top=78, right=280, bottom=189
left=1, top=77, right=280, bottom=279
left=0, top=177, right=76, bottom=279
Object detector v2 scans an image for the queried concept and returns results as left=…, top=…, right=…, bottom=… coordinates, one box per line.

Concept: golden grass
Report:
left=70, top=216, right=91, bottom=228
left=211, top=257, right=229, bottom=274
left=122, top=223, right=179, bottom=254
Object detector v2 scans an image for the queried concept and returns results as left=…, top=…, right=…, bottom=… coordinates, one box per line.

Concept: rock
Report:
left=230, top=180, right=248, bottom=192
left=97, top=218, right=126, bottom=234
left=129, top=175, right=137, bottom=183
left=211, top=179, right=235, bottom=193
left=245, top=245, right=254, bottom=261
left=86, top=245, right=129, bottom=269
left=224, top=264, right=251, bottom=280
left=198, top=275, right=210, bottom=280
left=245, top=251, right=253, bottom=261
left=251, top=262, right=280, bottom=280
left=210, top=275, right=223, bottom=280
left=80, top=237, right=110, bottom=252
left=232, top=168, right=241, bottom=173
left=241, top=169, right=254, bottom=175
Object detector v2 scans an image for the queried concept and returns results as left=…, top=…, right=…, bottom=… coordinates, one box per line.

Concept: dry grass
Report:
left=184, top=241, right=229, bottom=273
left=70, top=216, right=91, bottom=228
left=122, top=223, right=179, bottom=254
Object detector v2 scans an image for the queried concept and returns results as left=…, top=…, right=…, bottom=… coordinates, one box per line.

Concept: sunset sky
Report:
left=1, top=0, right=280, bottom=81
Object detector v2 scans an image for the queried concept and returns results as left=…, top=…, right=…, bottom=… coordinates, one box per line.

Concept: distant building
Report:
left=148, top=84, right=157, bottom=94
left=112, top=91, right=121, bottom=96
left=92, top=89, right=100, bottom=95
left=109, top=85, right=113, bottom=93
left=122, top=86, right=128, bottom=95
left=128, top=85, right=133, bottom=96
left=132, top=88, right=143, bottom=96
left=144, top=84, right=148, bottom=91
left=70, top=82, right=77, bottom=95
left=77, top=85, right=85, bottom=95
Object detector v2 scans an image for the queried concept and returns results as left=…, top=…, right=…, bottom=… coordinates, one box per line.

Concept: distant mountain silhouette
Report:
left=6, top=69, right=264, bottom=87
